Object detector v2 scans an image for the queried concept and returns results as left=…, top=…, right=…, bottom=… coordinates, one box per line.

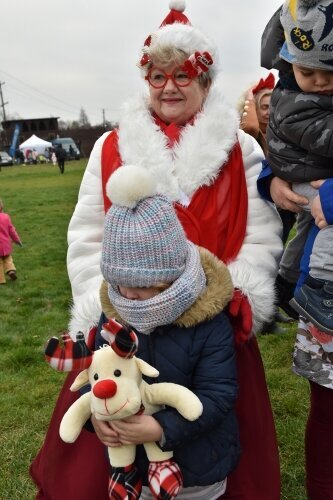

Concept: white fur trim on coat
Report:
left=67, top=81, right=282, bottom=338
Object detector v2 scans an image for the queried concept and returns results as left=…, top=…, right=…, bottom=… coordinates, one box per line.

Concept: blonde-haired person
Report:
left=30, top=2, right=283, bottom=499
left=0, top=199, right=22, bottom=284
left=238, top=73, right=275, bottom=157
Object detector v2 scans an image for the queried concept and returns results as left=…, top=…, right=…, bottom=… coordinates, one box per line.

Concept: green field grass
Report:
left=0, top=162, right=308, bottom=499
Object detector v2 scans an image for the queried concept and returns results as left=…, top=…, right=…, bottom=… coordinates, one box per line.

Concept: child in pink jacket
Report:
left=0, top=199, right=22, bottom=283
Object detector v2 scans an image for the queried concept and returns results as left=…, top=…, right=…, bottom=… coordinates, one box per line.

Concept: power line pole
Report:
left=0, top=82, right=8, bottom=122
left=102, top=108, right=106, bottom=128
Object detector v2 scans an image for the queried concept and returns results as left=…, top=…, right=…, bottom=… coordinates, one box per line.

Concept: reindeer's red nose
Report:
left=93, top=380, right=117, bottom=399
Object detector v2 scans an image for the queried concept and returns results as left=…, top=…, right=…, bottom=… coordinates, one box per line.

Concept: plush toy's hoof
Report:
left=109, top=464, right=142, bottom=500
left=148, top=459, right=183, bottom=499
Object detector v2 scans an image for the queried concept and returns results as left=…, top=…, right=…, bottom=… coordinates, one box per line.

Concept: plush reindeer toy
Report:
left=45, top=318, right=203, bottom=500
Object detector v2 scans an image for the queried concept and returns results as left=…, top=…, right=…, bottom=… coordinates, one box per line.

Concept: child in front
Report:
left=93, top=164, right=240, bottom=499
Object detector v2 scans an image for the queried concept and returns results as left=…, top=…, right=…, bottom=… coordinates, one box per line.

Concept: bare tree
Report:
left=78, top=107, right=91, bottom=128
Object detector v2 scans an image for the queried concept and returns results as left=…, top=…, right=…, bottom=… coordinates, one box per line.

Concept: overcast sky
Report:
left=1, top=0, right=283, bottom=126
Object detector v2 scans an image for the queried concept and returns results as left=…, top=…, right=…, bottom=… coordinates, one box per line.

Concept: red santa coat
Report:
left=31, top=81, right=282, bottom=499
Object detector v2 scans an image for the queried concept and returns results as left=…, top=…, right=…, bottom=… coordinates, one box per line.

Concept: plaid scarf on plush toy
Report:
left=107, top=242, right=206, bottom=334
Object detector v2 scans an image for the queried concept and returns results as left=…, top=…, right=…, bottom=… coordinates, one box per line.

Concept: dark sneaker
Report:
left=289, top=276, right=333, bottom=335
left=7, top=270, right=17, bottom=281
left=275, top=274, right=299, bottom=320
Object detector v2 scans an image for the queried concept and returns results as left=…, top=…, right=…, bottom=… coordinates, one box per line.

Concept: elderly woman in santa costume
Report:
left=30, top=2, right=283, bottom=499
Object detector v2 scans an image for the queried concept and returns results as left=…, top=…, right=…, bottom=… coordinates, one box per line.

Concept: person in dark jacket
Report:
left=92, top=165, right=239, bottom=499
left=264, top=0, right=333, bottom=335
left=262, top=1, right=333, bottom=498
left=55, top=144, right=66, bottom=174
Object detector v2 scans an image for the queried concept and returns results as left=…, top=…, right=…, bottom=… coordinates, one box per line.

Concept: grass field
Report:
left=0, top=162, right=309, bottom=499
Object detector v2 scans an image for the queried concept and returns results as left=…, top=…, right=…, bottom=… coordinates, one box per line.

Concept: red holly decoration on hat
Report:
left=182, top=51, right=213, bottom=78
left=252, top=72, right=275, bottom=95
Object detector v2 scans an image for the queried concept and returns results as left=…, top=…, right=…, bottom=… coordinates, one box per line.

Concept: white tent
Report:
left=19, top=134, right=52, bottom=155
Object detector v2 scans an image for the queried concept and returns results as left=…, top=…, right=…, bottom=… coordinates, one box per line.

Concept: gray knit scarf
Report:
left=107, top=242, right=206, bottom=334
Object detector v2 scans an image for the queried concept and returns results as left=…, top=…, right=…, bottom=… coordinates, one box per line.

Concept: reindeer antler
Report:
left=102, top=318, right=138, bottom=359
left=45, top=332, right=93, bottom=371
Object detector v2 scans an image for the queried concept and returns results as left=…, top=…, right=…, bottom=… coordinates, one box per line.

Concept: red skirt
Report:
left=30, top=337, right=280, bottom=499
left=224, top=337, right=280, bottom=499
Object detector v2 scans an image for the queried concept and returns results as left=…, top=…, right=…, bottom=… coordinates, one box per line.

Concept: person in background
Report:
left=0, top=198, right=22, bottom=284
left=51, top=150, right=57, bottom=167
left=55, top=144, right=66, bottom=174
left=30, top=2, right=283, bottom=499
left=68, top=144, right=74, bottom=160
left=15, top=148, right=25, bottom=165
left=239, top=72, right=275, bottom=157
left=32, top=149, right=38, bottom=165
left=262, top=1, right=333, bottom=497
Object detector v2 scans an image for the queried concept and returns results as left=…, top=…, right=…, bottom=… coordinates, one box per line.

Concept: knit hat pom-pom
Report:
left=169, top=0, right=186, bottom=12
left=106, top=165, right=157, bottom=209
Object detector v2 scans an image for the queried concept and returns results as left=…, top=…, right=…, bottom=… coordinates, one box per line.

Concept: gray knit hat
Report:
left=280, top=0, right=333, bottom=70
left=101, top=165, right=190, bottom=288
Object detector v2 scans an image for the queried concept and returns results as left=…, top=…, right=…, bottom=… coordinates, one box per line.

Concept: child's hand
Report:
left=310, top=179, right=325, bottom=189
left=111, top=415, right=163, bottom=445
left=91, top=414, right=122, bottom=447
left=311, top=193, right=328, bottom=229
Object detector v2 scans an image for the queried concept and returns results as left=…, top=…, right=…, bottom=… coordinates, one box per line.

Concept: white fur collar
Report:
left=118, top=77, right=240, bottom=200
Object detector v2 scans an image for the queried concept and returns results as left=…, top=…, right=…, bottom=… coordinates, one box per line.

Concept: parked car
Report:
left=51, top=138, right=80, bottom=160
left=0, top=151, right=13, bottom=166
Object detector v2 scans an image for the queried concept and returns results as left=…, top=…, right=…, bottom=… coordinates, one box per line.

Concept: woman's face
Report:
left=256, top=94, right=271, bottom=131
left=148, top=62, right=210, bottom=125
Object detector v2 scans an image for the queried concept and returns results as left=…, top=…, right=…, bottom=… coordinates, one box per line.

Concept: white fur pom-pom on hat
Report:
left=169, top=0, right=186, bottom=12
left=106, top=165, right=157, bottom=209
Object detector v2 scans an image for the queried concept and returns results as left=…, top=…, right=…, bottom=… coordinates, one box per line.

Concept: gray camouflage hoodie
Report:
left=261, top=5, right=333, bottom=182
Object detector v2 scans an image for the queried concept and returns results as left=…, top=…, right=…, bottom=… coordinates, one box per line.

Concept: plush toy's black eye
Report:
left=94, top=373, right=99, bottom=380
left=114, top=369, right=121, bottom=377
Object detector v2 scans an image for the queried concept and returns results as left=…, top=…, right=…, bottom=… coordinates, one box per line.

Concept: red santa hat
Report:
left=140, top=0, right=218, bottom=79
left=160, top=0, right=190, bottom=27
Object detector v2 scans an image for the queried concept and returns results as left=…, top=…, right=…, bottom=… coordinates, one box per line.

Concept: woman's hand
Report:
left=91, top=414, right=122, bottom=448
left=245, top=87, right=254, bottom=101
left=110, top=415, right=163, bottom=445
left=270, top=177, right=308, bottom=212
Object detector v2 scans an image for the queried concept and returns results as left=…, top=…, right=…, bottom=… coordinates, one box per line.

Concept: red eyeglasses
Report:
left=145, top=67, right=193, bottom=89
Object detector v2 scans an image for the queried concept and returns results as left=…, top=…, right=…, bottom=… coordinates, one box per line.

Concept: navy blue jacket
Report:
left=99, top=248, right=240, bottom=487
